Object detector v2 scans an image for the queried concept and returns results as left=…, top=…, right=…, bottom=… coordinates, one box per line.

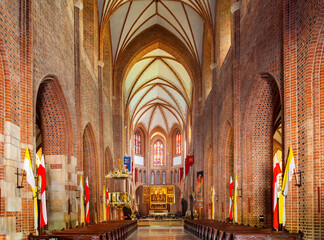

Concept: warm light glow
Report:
left=134, top=130, right=141, bottom=154
left=153, top=140, right=164, bottom=166
left=176, top=131, right=181, bottom=155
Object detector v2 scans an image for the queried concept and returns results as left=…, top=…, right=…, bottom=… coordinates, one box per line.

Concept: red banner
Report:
left=185, top=156, right=194, bottom=178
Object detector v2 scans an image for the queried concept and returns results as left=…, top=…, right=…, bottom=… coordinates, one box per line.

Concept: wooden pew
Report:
left=28, top=220, right=137, bottom=240
left=184, top=220, right=303, bottom=240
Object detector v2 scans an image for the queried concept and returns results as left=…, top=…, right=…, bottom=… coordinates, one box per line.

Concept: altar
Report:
left=143, top=185, right=175, bottom=211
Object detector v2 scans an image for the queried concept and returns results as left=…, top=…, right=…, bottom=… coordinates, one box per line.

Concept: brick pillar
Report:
left=283, top=0, right=298, bottom=233
left=74, top=0, right=83, bottom=172
left=231, top=0, right=241, bottom=223
left=98, top=60, right=104, bottom=222
left=74, top=0, right=83, bottom=226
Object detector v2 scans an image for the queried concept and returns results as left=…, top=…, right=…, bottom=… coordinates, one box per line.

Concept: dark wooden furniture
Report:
left=28, top=220, right=137, bottom=240
left=184, top=220, right=303, bottom=240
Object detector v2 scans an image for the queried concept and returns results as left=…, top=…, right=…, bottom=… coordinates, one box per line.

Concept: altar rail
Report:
left=184, top=220, right=303, bottom=240
left=28, top=220, right=137, bottom=240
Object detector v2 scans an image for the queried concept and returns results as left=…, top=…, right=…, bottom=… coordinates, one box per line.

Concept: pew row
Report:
left=184, top=220, right=303, bottom=240
left=28, top=220, right=137, bottom=240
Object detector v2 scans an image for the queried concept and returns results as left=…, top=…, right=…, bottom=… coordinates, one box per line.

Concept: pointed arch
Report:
left=0, top=37, right=11, bottom=137
left=83, top=123, right=99, bottom=223
left=170, top=124, right=182, bottom=157
left=222, top=122, right=234, bottom=221
left=242, top=74, right=281, bottom=227
left=36, top=75, right=73, bottom=158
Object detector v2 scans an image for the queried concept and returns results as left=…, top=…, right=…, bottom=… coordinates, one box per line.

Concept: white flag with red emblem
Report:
left=85, top=177, right=90, bottom=223
left=229, top=176, right=234, bottom=220
left=37, top=154, right=47, bottom=228
left=273, top=153, right=281, bottom=230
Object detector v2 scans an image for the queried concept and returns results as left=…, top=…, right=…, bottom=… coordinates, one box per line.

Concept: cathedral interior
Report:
left=0, top=0, right=323, bottom=239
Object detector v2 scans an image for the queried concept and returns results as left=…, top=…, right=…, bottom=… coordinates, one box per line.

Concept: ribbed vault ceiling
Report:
left=125, top=49, right=192, bottom=134
left=98, top=0, right=215, bottom=64
left=97, top=0, right=209, bottom=136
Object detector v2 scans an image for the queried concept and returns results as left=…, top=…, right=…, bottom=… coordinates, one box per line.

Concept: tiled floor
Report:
left=127, top=226, right=198, bottom=239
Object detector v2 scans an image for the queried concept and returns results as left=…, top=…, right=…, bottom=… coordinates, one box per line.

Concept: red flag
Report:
left=135, top=168, right=137, bottom=184
left=37, top=155, right=47, bottom=228
left=106, top=187, right=109, bottom=220
left=273, top=154, right=281, bottom=229
left=229, top=176, right=234, bottom=220
left=180, top=168, right=184, bottom=182
left=132, top=161, right=134, bottom=182
left=185, top=156, right=194, bottom=178
left=85, top=177, right=90, bottom=223
left=210, top=187, right=213, bottom=219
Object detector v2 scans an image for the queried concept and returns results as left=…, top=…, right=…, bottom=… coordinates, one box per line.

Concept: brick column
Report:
left=283, top=0, right=298, bottom=233
left=98, top=60, right=104, bottom=222
left=231, top=0, right=241, bottom=223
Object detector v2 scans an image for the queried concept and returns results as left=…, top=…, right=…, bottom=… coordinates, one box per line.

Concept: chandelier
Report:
left=109, top=192, right=132, bottom=209
left=106, top=158, right=132, bottom=180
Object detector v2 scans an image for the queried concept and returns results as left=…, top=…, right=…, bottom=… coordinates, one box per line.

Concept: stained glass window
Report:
left=153, top=140, right=164, bottom=166
left=176, top=131, right=181, bottom=155
left=134, top=130, right=141, bottom=154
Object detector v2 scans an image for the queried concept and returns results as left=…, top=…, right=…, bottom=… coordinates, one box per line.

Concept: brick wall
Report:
left=0, top=0, right=323, bottom=239
left=193, top=0, right=324, bottom=239
left=0, top=0, right=116, bottom=238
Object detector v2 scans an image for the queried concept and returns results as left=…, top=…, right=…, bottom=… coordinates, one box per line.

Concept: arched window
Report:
left=151, top=171, right=154, bottom=184
left=153, top=140, right=164, bottom=166
left=139, top=170, right=142, bottom=183
left=143, top=171, right=146, bottom=183
left=134, top=130, right=141, bottom=154
left=176, top=131, right=181, bottom=155
left=156, top=171, right=160, bottom=184
left=162, top=171, right=166, bottom=184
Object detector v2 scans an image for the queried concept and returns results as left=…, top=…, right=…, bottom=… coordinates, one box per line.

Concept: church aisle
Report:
left=127, top=226, right=199, bottom=240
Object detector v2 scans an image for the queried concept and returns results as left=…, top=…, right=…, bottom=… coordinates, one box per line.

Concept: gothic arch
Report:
left=133, top=125, right=146, bottom=156
left=104, top=146, right=113, bottom=187
left=83, top=123, right=99, bottom=223
left=221, top=122, right=234, bottom=221
left=306, top=7, right=324, bottom=232
left=242, top=74, right=281, bottom=227
left=150, top=134, right=166, bottom=168
left=35, top=75, right=73, bottom=229
left=105, top=146, right=113, bottom=172
left=35, top=75, right=72, bottom=158
left=0, top=37, right=11, bottom=135
left=170, top=124, right=182, bottom=157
